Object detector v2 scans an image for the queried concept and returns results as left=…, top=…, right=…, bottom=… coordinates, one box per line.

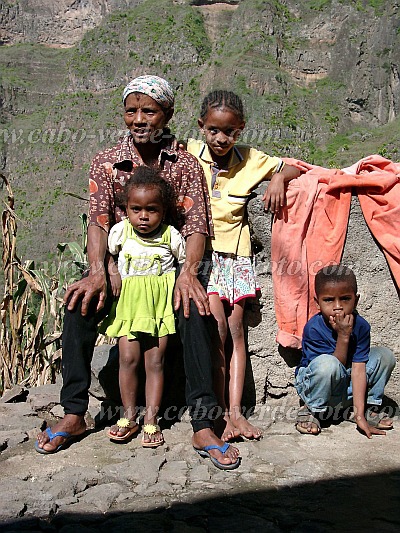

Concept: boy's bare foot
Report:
left=295, top=406, right=321, bottom=435
left=231, top=413, right=262, bottom=440
left=366, top=408, right=393, bottom=429
left=192, top=427, right=240, bottom=468
left=35, top=414, right=87, bottom=452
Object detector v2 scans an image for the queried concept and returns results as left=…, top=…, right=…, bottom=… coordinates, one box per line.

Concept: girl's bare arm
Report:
left=262, top=164, right=300, bottom=213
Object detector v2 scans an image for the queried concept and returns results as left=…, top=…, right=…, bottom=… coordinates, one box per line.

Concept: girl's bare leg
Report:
left=142, top=335, right=168, bottom=445
left=227, top=301, right=262, bottom=439
left=209, top=294, right=240, bottom=442
left=109, top=336, right=141, bottom=437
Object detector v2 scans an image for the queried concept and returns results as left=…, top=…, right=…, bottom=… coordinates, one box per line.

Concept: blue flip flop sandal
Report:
left=34, top=427, right=77, bottom=454
left=194, top=443, right=241, bottom=470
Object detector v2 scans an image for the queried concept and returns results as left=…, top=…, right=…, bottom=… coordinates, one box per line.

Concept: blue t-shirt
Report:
left=297, top=311, right=370, bottom=374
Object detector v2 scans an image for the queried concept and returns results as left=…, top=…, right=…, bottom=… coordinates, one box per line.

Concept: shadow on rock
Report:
left=2, top=470, right=400, bottom=532
left=92, top=335, right=187, bottom=431
left=278, top=345, right=302, bottom=368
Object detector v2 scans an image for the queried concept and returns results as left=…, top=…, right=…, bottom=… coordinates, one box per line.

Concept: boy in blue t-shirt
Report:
left=295, top=265, right=395, bottom=437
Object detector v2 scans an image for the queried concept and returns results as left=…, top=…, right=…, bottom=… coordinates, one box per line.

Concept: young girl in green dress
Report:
left=104, top=166, right=185, bottom=447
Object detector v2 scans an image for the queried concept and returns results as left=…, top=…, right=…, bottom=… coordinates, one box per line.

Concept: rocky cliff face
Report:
left=195, top=0, right=400, bottom=150
left=1, top=1, right=399, bottom=153
left=0, top=0, right=399, bottom=398
left=0, top=0, right=145, bottom=46
left=1, top=0, right=397, bottom=255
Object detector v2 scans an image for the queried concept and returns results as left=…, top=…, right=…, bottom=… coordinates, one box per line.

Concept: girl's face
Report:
left=126, top=185, right=164, bottom=235
left=198, top=106, right=245, bottom=159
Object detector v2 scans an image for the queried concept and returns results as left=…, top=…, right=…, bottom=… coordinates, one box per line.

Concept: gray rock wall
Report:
left=0, top=0, right=143, bottom=46
left=0, top=0, right=399, bottom=402
left=247, top=192, right=400, bottom=402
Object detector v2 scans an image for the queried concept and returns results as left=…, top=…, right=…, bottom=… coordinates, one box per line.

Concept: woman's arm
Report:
left=173, top=232, right=210, bottom=319
left=63, top=224, right=108, bottom=315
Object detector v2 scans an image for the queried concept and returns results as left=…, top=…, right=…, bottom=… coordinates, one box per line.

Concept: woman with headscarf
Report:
left=35, top=75, right=240, bottom=470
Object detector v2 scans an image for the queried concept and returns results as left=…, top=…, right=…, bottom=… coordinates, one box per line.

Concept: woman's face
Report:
left=124, top=93, right=173, bottom=144
left=126, top=185, right=164, bottom=235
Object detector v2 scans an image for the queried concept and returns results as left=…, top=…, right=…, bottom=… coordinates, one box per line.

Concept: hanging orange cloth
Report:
left=271, top=155, right=400, bottom=349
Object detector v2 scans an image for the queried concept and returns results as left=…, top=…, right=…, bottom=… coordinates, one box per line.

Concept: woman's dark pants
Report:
left=60, top=286, right=218, bottom=432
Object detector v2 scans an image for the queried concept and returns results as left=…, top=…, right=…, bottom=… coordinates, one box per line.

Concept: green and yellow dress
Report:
left=103, top=220, right=186, bottom=340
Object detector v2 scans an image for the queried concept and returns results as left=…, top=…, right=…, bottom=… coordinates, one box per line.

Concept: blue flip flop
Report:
left=34, top=427, right=76, bottom=454
left=194, top=442, right=241, bottom=470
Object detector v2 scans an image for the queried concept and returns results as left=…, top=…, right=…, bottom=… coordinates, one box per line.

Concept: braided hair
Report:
left=200, top=90, right=245, bottom=121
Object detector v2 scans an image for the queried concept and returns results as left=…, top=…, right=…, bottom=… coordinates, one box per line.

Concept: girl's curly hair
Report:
left=116, top=165, right=181, bottom=227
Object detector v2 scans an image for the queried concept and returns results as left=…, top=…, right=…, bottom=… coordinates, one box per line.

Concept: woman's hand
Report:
left=63, top=269, right=108, bottom=316
left=174, top=267, right=210, bottom=319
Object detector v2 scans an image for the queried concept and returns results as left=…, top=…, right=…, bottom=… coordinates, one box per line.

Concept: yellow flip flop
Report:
left=107, top=418, right=139, bottom=442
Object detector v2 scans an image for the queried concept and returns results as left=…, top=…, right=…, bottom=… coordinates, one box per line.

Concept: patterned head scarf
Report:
left=122, top=75, right=174, bottom=109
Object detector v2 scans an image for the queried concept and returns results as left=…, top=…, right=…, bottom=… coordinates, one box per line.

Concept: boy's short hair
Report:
left=314, top=264, right=358, bottom=296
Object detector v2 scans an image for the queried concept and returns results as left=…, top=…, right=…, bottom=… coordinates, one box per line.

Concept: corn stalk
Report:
left=1, top=172, right=23, bottom=390
left=0, top=175, right=91, bottom=394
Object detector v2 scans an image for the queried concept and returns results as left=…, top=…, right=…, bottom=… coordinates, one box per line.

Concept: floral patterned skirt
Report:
left=199, top=251, right=259, bottom=306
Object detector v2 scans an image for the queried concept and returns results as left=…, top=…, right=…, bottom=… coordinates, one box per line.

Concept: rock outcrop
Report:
left=0, top=0, right=399, bottom=397
left=0, top=0, right=145, bottom=47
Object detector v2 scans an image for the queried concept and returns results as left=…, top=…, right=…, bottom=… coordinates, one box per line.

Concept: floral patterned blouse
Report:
left=88, top=132, right=213, bottom=240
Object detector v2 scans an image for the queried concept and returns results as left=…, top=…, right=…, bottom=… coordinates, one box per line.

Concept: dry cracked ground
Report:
left=1, top=377, right=400, bottom=533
